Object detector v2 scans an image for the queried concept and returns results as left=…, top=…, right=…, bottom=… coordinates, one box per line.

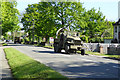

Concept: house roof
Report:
left=113, top=19, right=120, bottom=26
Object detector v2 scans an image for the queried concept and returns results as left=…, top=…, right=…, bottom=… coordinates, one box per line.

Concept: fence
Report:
left=83, top=43, right=120, bottom=55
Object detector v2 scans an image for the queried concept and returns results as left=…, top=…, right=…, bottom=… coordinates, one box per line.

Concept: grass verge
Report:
left=85, top=51, right=120, bottom=60
left=4, top=48, right=68, bottom=80
left=44, top=45, right=54, bottom=49
left=2, top=43, right=8, bottom=46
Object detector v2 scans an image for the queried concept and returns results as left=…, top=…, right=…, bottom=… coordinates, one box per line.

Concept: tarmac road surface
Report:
left=7, top=43, right=120, bottom=79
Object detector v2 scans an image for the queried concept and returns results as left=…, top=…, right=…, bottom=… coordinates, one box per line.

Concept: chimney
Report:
left=118, top=1, right=120, bottom=20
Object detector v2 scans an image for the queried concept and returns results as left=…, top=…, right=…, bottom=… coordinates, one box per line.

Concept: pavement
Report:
left=0, top=48, right=2, bottom=80
left=0, top=47, right=13, bottom=80
left=8, top=43, right=120, bottom=79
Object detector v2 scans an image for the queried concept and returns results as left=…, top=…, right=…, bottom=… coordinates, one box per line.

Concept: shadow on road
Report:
left=46, top=60, right=119, bottom=79
left=32, top=50, right=77, bottom=55
left=32, top=50, right=55, bottom=54
left=103, top=57, right=120, bottom=61
left=32, top=50, right=89, bottom=56
left=32, top=50, right=68, bottom=55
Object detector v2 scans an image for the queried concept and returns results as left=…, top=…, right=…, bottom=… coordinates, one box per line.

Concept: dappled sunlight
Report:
left=46, top=60, right=119, bottom=78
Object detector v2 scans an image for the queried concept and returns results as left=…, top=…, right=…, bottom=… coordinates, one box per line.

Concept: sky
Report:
left=16, top=0, right=120, bottom=22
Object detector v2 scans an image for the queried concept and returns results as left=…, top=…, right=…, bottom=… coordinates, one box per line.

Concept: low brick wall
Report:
left=107, top=45, right=120, bottom=55
left=83, top=43, right=120, bottom=55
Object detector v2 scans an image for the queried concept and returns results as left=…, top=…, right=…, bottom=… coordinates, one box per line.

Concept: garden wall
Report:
left=83, top=43, right=120, bottom=55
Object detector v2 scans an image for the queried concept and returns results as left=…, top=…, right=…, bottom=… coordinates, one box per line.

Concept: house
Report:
left=112, top=19, right=120, bottom=43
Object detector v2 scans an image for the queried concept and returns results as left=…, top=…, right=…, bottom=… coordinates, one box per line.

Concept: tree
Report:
left=21, top=2, right=56, bottom=42
left=101, top=20, right=114, bottom=38
left=21, top=2, right=86, bottom=42
left=21, top=2, right=113, bottom=43
left=53, top=2, right=85, bottom=30
left=0, top=1, right=20, bottom=36
left=79, top=8, right=107, bottom=39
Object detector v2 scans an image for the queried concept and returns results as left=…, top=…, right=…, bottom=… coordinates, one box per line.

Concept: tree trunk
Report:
left=29, top=32, right=31, bottom=44
left=45, top=35, right=49, bottom=43
left=37, top=37, right=40, bottom=44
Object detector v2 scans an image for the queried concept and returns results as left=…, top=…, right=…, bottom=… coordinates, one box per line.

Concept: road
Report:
left=7, top=43, right=120, bottom=79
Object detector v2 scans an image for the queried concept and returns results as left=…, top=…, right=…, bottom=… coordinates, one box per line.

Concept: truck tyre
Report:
left=54, top=43, right=57, bottom=52
left=81, top=49, right=85, bottom=55
left=54, top=43, right=61, bottom=53
left=65, top=45, right=70, bottom=54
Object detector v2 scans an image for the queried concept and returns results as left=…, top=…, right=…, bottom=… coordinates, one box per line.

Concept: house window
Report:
left=115, top=26, right=117, bottom=32
left=119, top=26, right=120, bottom=32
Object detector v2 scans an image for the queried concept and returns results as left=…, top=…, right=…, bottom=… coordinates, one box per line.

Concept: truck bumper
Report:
left=70, top=45, right=82, bottom=50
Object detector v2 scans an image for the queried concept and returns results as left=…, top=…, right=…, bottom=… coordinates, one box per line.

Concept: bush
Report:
left=81, top=36, right=88, bottom=43
left=24, top=37, right=30, bottom=44
left=21, top=39, right=24, bottom=44
left=89, top=37, right=104, bottom=43
left=104, top=37, right=113, bottom=39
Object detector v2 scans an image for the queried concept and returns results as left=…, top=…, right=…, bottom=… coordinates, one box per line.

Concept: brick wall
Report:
left=83, top=43, right=120, bottom=55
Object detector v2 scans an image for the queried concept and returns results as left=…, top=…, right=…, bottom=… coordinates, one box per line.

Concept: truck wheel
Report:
left=54, top=47, right=57, bottom=53
left=54, top=43, right=61, bottom=53
left=54, top=43, right=57, bottom=52
left=74, top=50, right=77, bottom=54
left=81, top=49, right=85, bottom=55
left=65, top=45, right=70, bottom=54
left=57, top=49, right=61, bottom=53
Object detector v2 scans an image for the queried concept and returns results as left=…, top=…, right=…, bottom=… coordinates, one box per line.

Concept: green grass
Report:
left=4, top=48, right=68, bottom=80
left=2, top=43, right=8, bottom=46
left=84, top=51, right=120, bottom=60
left=44, top=45, right=54, bottom=49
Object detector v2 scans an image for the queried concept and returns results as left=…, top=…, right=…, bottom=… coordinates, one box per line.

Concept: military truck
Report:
left=14, top=37, right=21, bottom=44
left=54, top=27, right=85, bottom=55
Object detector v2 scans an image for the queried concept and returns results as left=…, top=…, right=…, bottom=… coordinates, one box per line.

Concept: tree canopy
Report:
left=0, top=1, right=20, bottom=35
left=21, top=2, right=85, bottom=40
left=21, top=2, right=114, bottom=42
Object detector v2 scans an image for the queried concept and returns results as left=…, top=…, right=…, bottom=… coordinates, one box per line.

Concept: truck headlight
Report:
left=71, top=40, right=74, bottom=43
left=81, top=41, right=83, bottom=44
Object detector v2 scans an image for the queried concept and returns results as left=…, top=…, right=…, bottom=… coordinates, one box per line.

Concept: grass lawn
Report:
left=85, top=51, right=120, bottom=60
left=4, top=48, right=68, bottom=80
